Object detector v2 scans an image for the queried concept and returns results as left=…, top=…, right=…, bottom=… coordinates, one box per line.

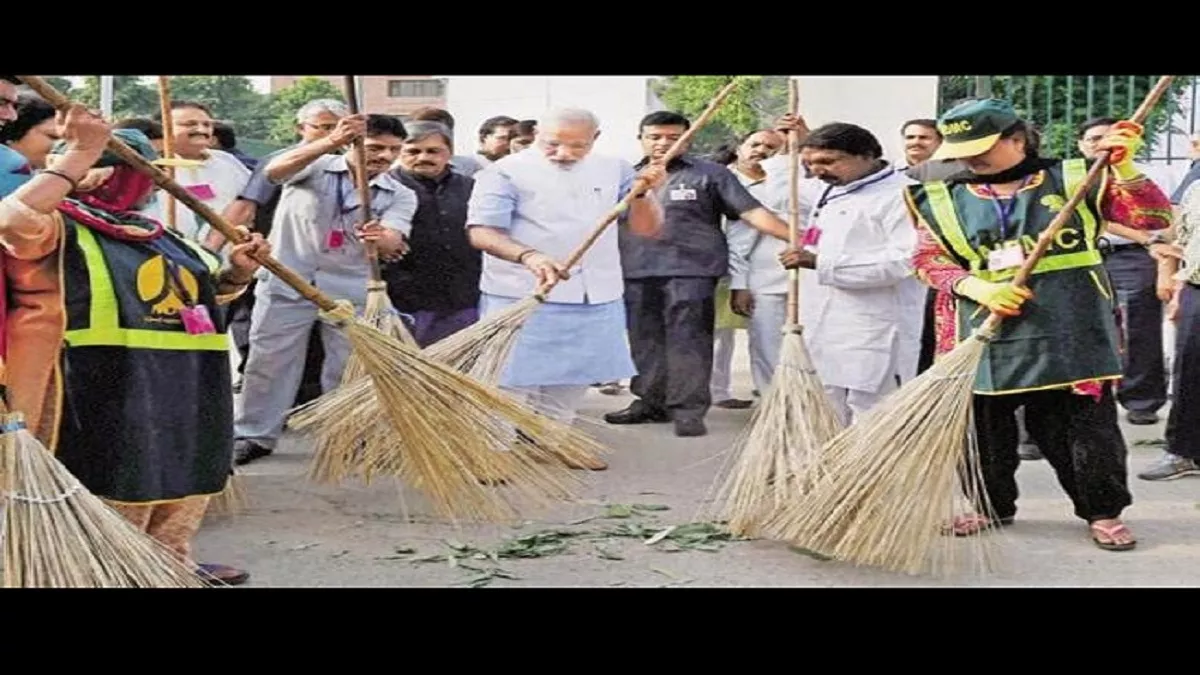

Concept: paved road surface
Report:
left=200, top=334, right=1199, bottom=587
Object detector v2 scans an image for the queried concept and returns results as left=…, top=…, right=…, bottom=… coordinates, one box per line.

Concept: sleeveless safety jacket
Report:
left=905, top=159, right=1123, bottom=394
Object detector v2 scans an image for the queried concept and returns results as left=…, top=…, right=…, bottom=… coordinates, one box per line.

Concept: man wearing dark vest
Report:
left=905, top=98, right=1173, bottom=552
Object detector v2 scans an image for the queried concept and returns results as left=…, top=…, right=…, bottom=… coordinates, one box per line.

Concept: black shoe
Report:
left=1126, top=410, right=1159, bottom=425
left=604, top=401, right=670, bottom=425
left=197, top=562, right=250, bottom=586
left=674, top=418, right=707, bottom=437
left=234, top=439, right=272, bottom=465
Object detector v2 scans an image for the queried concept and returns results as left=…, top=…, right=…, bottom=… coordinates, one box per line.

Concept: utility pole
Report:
left=974, top=76, right=992, bottom=98
left=100, top=75, right=114, bottom=118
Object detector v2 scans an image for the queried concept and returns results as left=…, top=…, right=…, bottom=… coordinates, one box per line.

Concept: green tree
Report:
left=937, top=75, right=1196, bottom=159
left=652, top=76, right=792, bottom=155
left=265, top=77, right=345, bottom=144
left=75, top=76, right=159, bottom=120
left=166, top=75, right=272, bottom=140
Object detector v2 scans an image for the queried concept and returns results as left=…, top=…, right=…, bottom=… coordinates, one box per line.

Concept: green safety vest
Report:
left=62, top=218, right=230, bottom=352
left=906, top=158, right=1123, bottom=394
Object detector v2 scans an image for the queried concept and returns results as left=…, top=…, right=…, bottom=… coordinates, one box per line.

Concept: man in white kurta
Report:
left=775, top=119, right=921, bottom=425
left=466, top=108, right=666, bottom=429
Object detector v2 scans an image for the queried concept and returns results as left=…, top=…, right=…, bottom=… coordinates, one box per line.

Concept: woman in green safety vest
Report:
left=0, top=103, right=270, bottom=585
left=905, top=98, right=1176, bottom=552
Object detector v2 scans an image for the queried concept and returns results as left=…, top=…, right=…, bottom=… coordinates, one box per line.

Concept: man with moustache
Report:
left=772, top=118, right=920, bottom=424
left=141, top=100, right=250, bottom=246
left=232, top=114, right=416, bottom=466
left=385, top=121, right=481, bottom=347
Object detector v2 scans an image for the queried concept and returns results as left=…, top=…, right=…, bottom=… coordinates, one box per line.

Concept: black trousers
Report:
left=917, top=287, right=937, bottom=375
left=967, top=384, right=1132, bottom=522
left=1105, top=246, right=1167, bottom=413
left=1166, top=283, right=1200, bottom=460
left=230, top=279, right=325, bottom=406
left=624, top=276, right=719, bottom=420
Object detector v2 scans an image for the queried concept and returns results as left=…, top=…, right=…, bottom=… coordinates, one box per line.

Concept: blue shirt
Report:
left=0, top=145, right=33, bottom=197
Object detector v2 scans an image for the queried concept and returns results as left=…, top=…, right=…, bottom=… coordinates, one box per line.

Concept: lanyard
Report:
left=813, top=166, right=898, bottom=215
left=334, top=171, right=376, bottom=232
left=980, top=175, right=1032, bottom=241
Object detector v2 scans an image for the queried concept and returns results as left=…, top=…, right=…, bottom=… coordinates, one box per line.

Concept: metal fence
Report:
left=937, top=75, right=1198, bottom=164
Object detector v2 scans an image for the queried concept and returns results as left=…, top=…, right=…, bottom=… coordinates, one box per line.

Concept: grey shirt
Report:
left=256, top=153, right=418, bottom=305
left=619, top=154, right=763, bottom=279
left=905, top=158, right=968, bottom=182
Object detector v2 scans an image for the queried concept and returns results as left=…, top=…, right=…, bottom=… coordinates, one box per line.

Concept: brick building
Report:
left=269, top=76, right=446, bottom=119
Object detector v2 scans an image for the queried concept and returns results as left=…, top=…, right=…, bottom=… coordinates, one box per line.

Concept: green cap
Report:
left=930, top=98, right=1020, bottom=161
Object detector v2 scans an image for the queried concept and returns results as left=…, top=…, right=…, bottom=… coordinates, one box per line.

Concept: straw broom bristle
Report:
left=760, top=331, right=1004, bottom=578
left=708, top=326, right=845, bottom=538
left=312, top=305, right=606, bottom=523
left=422, top=296, right=541, bottom=384
left=0, top=413, right=212, bottom=588
left=295, top=295, right=608, bottom=488
left=205, top=471, right=247, bottom=518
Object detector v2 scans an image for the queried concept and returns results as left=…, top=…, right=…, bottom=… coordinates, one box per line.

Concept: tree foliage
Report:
left=938, top=75, right=1196, bottom=159
left=651, top=76, right=792, bottom=155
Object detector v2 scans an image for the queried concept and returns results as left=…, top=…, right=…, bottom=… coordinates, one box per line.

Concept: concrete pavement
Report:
left=201, top=334, right=1200, bottom=587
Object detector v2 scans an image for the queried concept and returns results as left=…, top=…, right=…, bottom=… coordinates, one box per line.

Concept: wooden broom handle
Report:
left=541, top=78, right=742, bottom=295
left=342, top=75, right=384, bottom=284
left=785, top=77, right=801, bottom=325
left=17, top=75, right=343, bottom=314
left=156, top=76, right=178, bottom=232
left=978, top=74, right=1175, bottom=335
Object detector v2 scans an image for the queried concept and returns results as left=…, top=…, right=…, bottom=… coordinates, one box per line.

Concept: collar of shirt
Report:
left=325, top=154, right=402, bottom=192
left=728, top=162, right=767, bottom=187
left=635, top=154, right=695, bottom=171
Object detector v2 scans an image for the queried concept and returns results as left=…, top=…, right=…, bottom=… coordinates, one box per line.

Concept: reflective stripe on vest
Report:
left=922, top=159, right=1104, bottom=282
left=64, top=226, right=229, bottom=351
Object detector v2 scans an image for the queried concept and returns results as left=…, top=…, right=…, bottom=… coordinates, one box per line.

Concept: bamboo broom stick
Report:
left=157, top=76, right=178, bottom=232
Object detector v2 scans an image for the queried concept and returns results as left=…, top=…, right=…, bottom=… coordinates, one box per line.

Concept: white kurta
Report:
left=139, top=148, right=251, bottom=244
left=796, top=164, right=921, bottom=394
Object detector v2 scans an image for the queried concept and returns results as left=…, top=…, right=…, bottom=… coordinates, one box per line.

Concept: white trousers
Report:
left=748, top=293, right=788, bottom=394
left=507, top=384, right=591, bottom=424
left=711, top=328, right=736, bottom=401
left=823, top=380, right=897, bottom=428
left=234, top=285, right=357, bottom=449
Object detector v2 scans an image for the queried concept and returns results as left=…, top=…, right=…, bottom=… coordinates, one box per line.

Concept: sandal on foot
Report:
left=1089, top=520, right=1137, bottom=551
left=944, top=513, right=1014, bottom=537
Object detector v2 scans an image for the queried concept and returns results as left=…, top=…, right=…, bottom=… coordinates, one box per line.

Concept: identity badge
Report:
left=988, top=241, right=1025, bottom=270
left=668, top=186, right=697, bottom=201
left=185, top=183, right=217, bottom=200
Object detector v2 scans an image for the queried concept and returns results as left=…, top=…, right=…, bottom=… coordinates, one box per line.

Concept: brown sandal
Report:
left=944, top=513, right=1014, bottom=537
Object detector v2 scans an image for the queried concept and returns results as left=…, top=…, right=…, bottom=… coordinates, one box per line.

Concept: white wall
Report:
left=443, top=76, right=659, bottom=163
left=791, top=76, right=942, bottom=166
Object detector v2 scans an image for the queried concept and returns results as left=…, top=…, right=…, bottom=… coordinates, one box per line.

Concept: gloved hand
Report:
left=954, top=276, right=1034, bottom=317
left=1097, top=120, right=1144, bottom=179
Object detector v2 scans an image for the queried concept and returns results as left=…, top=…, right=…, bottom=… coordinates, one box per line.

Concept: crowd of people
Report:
left=1, top=74, right=1197, bottom=585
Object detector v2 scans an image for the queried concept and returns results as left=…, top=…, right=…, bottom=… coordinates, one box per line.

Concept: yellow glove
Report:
left=954, top=276, right=1034, bottom=317
left=1098, top=120, right=1145, bottom=180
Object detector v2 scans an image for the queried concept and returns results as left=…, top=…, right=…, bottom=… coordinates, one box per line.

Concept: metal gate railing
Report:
left=937, top=75, right=1198, bottom=164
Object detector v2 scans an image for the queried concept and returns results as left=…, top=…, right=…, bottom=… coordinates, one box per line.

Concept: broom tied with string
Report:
left=761, top=75, right=1177, bottom=577
left=709, top=78, right=845, bottom=539
left=0, top=400, right=216, bottom=587
left=290, top=77, right=748, bottom=485
left=17, top=75, right=607, bottom=525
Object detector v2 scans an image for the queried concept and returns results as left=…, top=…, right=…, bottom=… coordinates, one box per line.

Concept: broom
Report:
left=289, top=77, right=747, bottom=484
left=305, top=76, right=419, bottom=484
left=16, top=75, right=603, bottom=525
left=155, top=75, right=246, bottom=518
left=0, top=400, right=214, bottom=587
left=761, top=75, right=1177, bottom=577
left=708, top=78, right=845, bottom=538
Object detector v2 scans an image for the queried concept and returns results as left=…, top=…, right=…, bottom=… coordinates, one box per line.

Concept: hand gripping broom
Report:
left=16, top=75, right=603, bottom=525
left=761, top=75, right=1176, bottom=577
left=0, top=399, right=212, bottom=587
left=708, top=78, right=845, bottom=538
left=289, top=78, right=746, bottom=486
